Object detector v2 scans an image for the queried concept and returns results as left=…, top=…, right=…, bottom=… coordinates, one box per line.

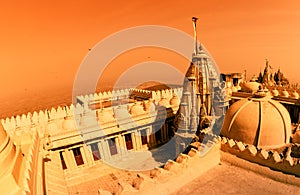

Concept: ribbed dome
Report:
left=240, top=81, right=260, bottom=93
left=221, top=94, right=291, bottom=149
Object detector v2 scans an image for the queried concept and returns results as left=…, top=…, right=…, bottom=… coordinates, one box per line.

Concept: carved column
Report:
left=99, top=140, right=110, bottom=160
left=118, top=134, right=127, bottom=156
left=83, top=144, right=94, bottom=166
left=134, top=130, right=142, bottom=150
left=64, top=149, right=77, bottom=170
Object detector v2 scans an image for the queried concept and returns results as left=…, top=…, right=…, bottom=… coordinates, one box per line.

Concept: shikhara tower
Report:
left=178, top=17, right=220, bottom=132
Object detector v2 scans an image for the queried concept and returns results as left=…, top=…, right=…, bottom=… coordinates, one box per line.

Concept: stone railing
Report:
left=220, top=136, right=300, bottom=177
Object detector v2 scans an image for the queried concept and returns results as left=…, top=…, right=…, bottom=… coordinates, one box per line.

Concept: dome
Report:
left=158, top=98, right=170, bottom=107
left=47, top=120, right=59, bottom=135
left=143, top=100, right=156, bottom=112
left=113, top=105, right=131, bottom=120
left=271, top=88, right=279, bottom=96
left=281, top=89, right=289, bottom=98
left=81, top=110, right=98, bottom=126
left=221, top=93, right=291, bottom=149
left=291, top=91, right=299, bottom=99
left=170, top=95, right=180, bottom=106
left=62, top=116, right=76, bottom=130
left=240, top=81, right=260, bottom=93
left=98, top=109, right=115, bottom=123
left=130, top=102, right=145, bottom=116
left=231, top=86, right=238, bottom=93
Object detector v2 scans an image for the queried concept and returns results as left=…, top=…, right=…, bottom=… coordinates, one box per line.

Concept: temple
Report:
left=1, top=19, right=300, bottom=194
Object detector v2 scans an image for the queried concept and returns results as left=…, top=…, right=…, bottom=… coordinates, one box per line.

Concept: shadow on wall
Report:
left=148, top=105, right=194, bottom=164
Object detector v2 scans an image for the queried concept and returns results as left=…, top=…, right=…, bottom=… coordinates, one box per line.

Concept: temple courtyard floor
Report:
left=65, top=150, right=300, bottom=194
left=175, top=162, right=300, bottom=195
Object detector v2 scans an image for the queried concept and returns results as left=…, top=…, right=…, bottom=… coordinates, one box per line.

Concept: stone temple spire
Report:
left=176, top=18, right=219, bottom=133
left=262, top=59, right=275, bottom=86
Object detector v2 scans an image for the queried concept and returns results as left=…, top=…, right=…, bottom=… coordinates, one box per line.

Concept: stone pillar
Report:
left=79, top=146, right=88, bottom=166
left=148, top=126, right=154, bottom=147
left=83, top=144, right=94, bottom=166
left=150, top=134, right=156, bottom=147
left=118, top=134, right=127, bottom=156
left=63, top=149, right=77, bottom=170
left=137, top=131, right=142, bottom=150
left=121, top=135, right=127, bottom=153
left=97, top=141, right=105, bottom=160
left=134, top=130, right=142, bottom=150
left=115, top=136, right=121, bottom=160
left=99, top=140, right=110, bottom=160
left=145, top=127, right=149, bottom=145
left=131, top=132, right=137, bottom=151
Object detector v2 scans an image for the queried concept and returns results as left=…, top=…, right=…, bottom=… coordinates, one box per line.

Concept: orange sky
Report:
left=1, top=0, right=300, bottom=100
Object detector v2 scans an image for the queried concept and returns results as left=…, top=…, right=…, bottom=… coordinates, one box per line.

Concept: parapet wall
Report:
left=266, top=85, right=300, bottom=98
left=76, top=87, right=183, bottom=105
left=0, top=87, right=183, bottom=141
left=220, top=136, right=300, bottom=177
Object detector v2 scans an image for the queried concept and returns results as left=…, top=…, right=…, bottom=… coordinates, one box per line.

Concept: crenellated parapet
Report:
left=1, top=88, right=183, bottom=139
left=1, top=105, right=76, bottom=140
left=220, top=136, right=300, bottom=177
left=76, top=87, right=183, bottom=107
left=77, top=89, right=131, bottom=105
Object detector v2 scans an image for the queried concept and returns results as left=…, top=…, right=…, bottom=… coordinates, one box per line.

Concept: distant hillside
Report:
left=135, top=81, right=182, bottom=91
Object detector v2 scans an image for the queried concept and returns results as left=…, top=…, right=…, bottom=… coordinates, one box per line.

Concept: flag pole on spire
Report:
left=192, top=17, right=198, bottom=55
